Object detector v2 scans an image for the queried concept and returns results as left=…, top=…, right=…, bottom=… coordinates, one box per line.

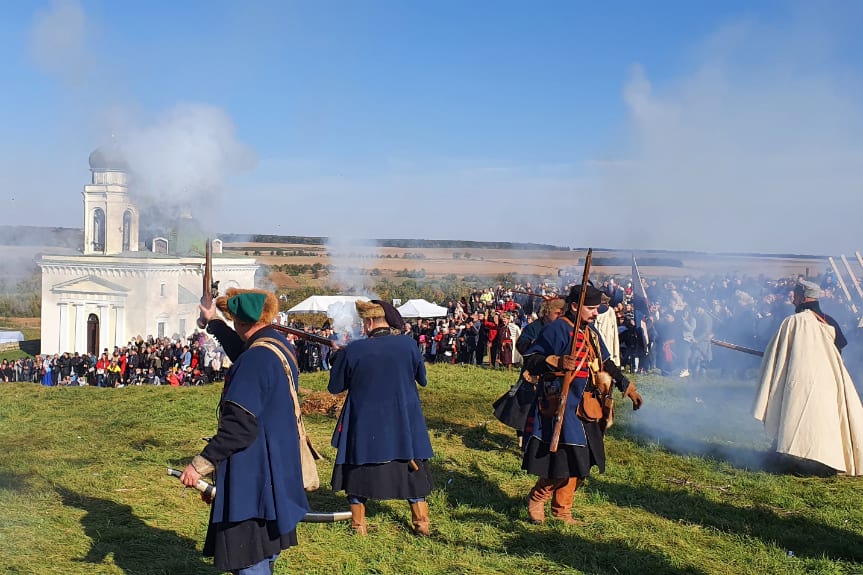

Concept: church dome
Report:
left=89, top=144, right=130, bottom=172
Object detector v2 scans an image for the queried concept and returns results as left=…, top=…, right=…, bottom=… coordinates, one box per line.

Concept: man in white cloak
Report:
left=753, top=280, right=863, bottom=475
left=595, top=292, right=620, bottom=367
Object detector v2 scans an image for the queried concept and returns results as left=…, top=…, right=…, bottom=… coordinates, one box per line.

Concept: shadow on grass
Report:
left=590, top=477, right=863, bottom=563
left=432, top=464, right=706, bottom=574
left=56, top=485, right=220, bottom=574
left=0, top=470, right=32, bottom=492
left=425, top=417, right=517, bottom=452
left=502, top=527, right=707, bottom=575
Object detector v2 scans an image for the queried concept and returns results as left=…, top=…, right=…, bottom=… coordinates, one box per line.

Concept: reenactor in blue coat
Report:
left=522, top=284, right=643, bottom=525
left=328, top=299, right=435, bottom=536
left=181, top=288, right=309, bottom=574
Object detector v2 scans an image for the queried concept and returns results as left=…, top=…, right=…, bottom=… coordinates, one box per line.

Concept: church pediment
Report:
left=52, top=274, right=130, bottom=296
left=178, top=285, right=199, bottom=305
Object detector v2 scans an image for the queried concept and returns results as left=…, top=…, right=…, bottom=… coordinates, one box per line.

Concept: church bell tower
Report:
left=83, top=144, right=139, bottom=255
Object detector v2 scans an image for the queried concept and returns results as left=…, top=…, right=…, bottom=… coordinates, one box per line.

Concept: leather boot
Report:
left=551, top=477, right=583, bottom=525
left=410, top=501, right=430, bottom=537
left=527, top=478, right=561, bottom=524
left=350, top=503, right=367, bottom=535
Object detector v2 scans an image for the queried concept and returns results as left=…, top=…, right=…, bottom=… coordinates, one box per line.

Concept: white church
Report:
left=37, top=146, right=258, bottom=355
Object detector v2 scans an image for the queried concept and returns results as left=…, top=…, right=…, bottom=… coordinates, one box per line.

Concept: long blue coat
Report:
left=211, top=328, right=309, bottom=536
left=328, top=332, right=434, bottom=465
left=525, top=320, right=611, bottom=447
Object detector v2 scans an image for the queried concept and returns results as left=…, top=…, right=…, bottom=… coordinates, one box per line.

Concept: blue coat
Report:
left=328, top=332, right=434, bottom=465
left=211, top=328, right=309, bottom=535
left=526, top=319, right=611, bottom=447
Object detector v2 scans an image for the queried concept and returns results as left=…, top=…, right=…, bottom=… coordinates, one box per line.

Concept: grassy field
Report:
left=1, top=365, right=861, bottom=575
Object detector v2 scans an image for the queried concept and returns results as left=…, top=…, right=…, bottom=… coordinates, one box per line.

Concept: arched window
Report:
left=122, top=210, right=133, bottom=251
left=93, top=209, right=106, bottom=252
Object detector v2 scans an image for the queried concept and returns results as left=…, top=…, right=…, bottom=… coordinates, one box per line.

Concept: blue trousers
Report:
left=232, top=553, right=279, bottom=575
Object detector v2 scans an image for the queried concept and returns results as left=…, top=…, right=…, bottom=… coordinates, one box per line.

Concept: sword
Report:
left=166, top=467, right=351, bottom=522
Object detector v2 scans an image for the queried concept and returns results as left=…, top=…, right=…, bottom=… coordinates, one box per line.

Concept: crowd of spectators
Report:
left=5, top=333, right=230, bottom=387
left=8, top=268, right=860, bottom=385
left=280, top=270, right=862, bottom=381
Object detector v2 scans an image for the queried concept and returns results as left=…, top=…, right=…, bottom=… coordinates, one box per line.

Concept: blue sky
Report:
left=1, top=1, right=862, bottom=254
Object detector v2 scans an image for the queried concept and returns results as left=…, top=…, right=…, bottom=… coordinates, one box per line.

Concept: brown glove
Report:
left=623, top=383, right=643, bottom=410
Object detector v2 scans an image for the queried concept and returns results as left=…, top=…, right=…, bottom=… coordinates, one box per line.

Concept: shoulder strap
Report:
left=250, top=337, right=303, bottom=429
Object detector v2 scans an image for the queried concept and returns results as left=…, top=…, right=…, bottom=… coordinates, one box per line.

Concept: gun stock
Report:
left=197, top=239, right=219, bottom=329
left=549, top=248, right=592, bottom=453
left=270, top=324, right=336, bottom=348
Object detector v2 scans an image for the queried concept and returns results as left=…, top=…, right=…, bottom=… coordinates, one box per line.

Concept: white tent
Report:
left=287, top=295, right=369, bottom=314
left=0, top=331, right=24, bottom=344
left=397, top=299, right=449, bottom=319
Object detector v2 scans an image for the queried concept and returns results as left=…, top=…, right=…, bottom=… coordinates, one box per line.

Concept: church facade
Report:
left=37, top=146, right=257, bottom=355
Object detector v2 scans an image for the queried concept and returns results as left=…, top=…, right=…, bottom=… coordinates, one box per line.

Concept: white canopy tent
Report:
left=397, top=299, right=449, bottom=319
left=287, top=295, right=369, bottom=314
left=0, top=331, right=24, bottom=344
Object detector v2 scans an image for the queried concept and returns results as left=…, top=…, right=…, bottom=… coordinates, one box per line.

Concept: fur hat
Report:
left=795, top=280, right=822, bottom=300
left=539, top=297, right=566, bottom=317
left=355, top=300, right=386, bottom=320
left=216, top=288, right=279, bottom=324
left=370, top=299, right=405, bottom=330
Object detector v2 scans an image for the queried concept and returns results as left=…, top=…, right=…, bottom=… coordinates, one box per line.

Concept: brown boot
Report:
left=527, top=478, right=562, bottom=524
left=350, top=503, right=367, bottom=535
left=410, top=501, right=430, bottom=537
left=551, top=477, right=584, bottom=526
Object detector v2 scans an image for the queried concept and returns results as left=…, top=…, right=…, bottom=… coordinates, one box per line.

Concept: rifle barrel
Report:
left=509, top=289, right=558, bottom=300
left=166, top=467, right=350, bottom=522
left=270, top=324, right=335, bottom=348
left=197, top=239, right=214, bottom=329
left=709, top=338, right=764, bottom=357
left=550, top=248, right=592, bottom=453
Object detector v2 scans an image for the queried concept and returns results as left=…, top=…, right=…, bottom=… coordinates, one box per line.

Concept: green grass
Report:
left=1, top=365, right=861, bottom=574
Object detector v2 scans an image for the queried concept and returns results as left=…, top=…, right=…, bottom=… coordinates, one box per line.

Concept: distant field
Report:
left=225, top=243, right=827, bottom=289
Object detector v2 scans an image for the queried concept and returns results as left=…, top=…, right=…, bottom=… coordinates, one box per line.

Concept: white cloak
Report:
left=595, top=307, right=620, bottom=366
left=753, top=309, right=863, bottom=475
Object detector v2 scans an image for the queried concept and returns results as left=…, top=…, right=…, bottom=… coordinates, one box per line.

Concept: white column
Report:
left=75, top=304, right=86, bottom=355
left=58, top=303, right=70, bottom=353
left=114, top=306, right=125, bottom=348
left=98, top=305, right=109, bottom=354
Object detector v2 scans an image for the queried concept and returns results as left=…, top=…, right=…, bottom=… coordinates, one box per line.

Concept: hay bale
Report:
left=300, top=391, right=346, bottom=417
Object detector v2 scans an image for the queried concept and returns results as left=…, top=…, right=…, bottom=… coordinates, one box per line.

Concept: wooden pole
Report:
left=828, top=257, right=858, bottom=314
left=840, top=255, right=863, bottom=304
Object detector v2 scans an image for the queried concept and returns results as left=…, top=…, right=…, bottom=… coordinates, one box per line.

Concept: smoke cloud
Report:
left=625, top=372, right=775, bottom=471
left=597, top=12, right=863, bottom=255
left=111, top=103, right=258, bottom=228
left=25, top=0, right=256, bottom=238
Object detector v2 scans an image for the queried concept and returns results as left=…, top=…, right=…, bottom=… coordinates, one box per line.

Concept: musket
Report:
left=709, top=338, right=764, bottom=357
left=270, top=324, right=336, bottom=348
left=166, top=467, right=351, bottom=523
left=549, top=248, right=593, bottom=453
left=509, top=289, right=560, bottom=301
left=196, top=239, right=219, bottom=329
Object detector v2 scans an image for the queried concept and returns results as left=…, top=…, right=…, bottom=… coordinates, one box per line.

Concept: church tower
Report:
left=83, top=145, right=139, bottom=255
